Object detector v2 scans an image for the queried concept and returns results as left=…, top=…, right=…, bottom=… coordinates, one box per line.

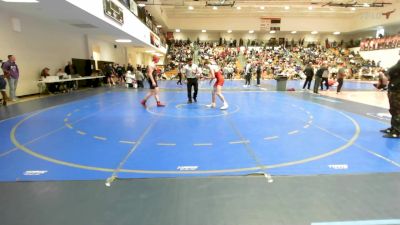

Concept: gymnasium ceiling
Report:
left=142, top=0, right=396, bottom=18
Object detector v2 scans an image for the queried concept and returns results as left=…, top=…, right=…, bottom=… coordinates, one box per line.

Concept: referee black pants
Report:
left=187, top=78, right=198, bottom=101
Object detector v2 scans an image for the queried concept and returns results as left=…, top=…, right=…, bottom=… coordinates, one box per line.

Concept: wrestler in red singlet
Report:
left=206, top=60, right=228, bottom=110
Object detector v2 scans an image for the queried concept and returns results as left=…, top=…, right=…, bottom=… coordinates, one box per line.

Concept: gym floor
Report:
left=0, top=80, right=399, bottom=225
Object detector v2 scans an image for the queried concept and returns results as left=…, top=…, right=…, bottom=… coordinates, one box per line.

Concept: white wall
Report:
left=350, top=47, right=400, bottom=69
left=350, top=1, right=400, bottom=32
left=0, top=8, right=87, bottom=96
left=168, top=16, right=354, bottom=32
left=0, top=8, right=134, bottom=96
left=126, top=48, right=166, bottom=67
left=88, top=36, right=128, bottom=64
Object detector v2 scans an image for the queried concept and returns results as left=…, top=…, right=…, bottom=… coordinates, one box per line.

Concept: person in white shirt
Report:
left=125, top=70, right=136, bottom=88
left=183, top=58, right=200, bottom=103
left=244, top=60, right=252, bottom=87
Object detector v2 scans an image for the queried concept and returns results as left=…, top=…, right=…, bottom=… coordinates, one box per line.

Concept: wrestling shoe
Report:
left=157, top=101, right=165, bottom=107
left=193, top=97, right=197, bottom=103
left=383, top=132, right=400, bottom=138
left=140, top=100, right=146, bottom=108
left=220, top=103, right=229, bottom=110
left=380, top=128, right=393, bottom=134
left=206, top=103, right=216, bottom=108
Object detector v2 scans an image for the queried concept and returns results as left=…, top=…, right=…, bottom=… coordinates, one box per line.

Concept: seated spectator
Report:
left=41, top=68, right=61, bottom=93
left=56, top=68, right=74, bottom=91
left=56, top=68, right=68, bottom=78
left=40, top=67, right=51, bottom=79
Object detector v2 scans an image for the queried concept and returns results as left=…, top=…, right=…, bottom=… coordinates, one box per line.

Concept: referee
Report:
left=381, top=59, right=400, bottom=138
left=183, top=58, right=200, bottom=103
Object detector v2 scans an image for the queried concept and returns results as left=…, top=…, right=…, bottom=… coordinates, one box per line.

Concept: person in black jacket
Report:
left=381, top=59, right=400, bottom=138
left=256, top=63, right=262, bottom=86
left=313, top=63, right=327, bottom=94
left=0, top=60, right=7, bottom=106
left=302, top=62, right=314, bottom=90
left=64, top=61, right=77, bottom=75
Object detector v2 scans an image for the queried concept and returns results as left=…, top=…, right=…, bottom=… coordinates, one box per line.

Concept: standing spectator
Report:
left=176, top=63, right=183, bottom=85
left=135, top=68, right=144, bottom=88
left=141, top=66, right=147, bottom=79
left=381, top=59, right=400, bottom=138
left=115, top=64, right=125, bottom=84
left=183, top=58, right=200, bottom=103
left=302, top=63, right=314, bottom=90
left=104, top=63, right=115, bottom=86
left=125, top=70, right=136, bottom=88
left=313, top=64, right=325, bottom=94
left=256, top=63, right=262, bottom=86
left=336, top=63, right=347, bottom=94
left=64, top=61, right=77, bottom=75
left=127, top=63, right=134, bottom=72
left=244, top=60, right=252, bottom=87
left=0, top=60, right=7, bottom=106
left=1, top=55, right=19, bottom=101
left=321, top=64, right=330, bottom=91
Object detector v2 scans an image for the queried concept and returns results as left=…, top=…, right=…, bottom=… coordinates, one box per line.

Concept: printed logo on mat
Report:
left=177, top=166, right=198, bottom=171
left=23, top=170, right=48, bottom=176
left=366, top=112, right=391, bottom=121
left=328, top=164, right=348, bottom=170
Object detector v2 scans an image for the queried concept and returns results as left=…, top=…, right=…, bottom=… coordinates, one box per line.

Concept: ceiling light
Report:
left=363, top=3, right=370, bottom=7
left=115, top=39, right=132, bottom=43
left=145, top=50, right=156, bottom=53
left=138, top=3, right=145, bottom=7
left=202, top=30, right=206, bottom=33
left=249, top=30, right=254, bottom=34
left=175, top=29, right=180, bottom=32
left=351, top=7, right=356, bottom=11
left=308, top=6, right=313, bottom=10
left=188, top=6, right=194, bottom=10
left=291, top=31, right=297, bottom=34
left=269, top=30, right=276, bottom=34
left=284, top=6, right=290, bottom=10
left=227, top=30, right=232, bottom=33
left=1, top=0, right=39, bottom=2
left=213, top=6, right=218, bottom=10
left=157, top=25, right=162, bottom=28
left=236, top=6, right=241, bottom=10
left=260, top=6, right=265, bottom=10
left=311, top=31, right=318, bottom=34
left=333, top=31, right=341, bottom=35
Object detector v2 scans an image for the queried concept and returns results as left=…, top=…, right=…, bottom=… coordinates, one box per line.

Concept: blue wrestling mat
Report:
left=0, top=84, right=399, bottom=182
